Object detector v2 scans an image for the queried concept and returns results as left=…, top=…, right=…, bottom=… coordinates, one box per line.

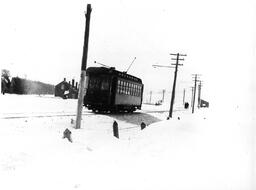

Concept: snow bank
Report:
left=0, top=95, right=253, bottom=190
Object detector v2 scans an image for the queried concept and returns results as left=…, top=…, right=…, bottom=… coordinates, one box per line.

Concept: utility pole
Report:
left=183, top=88, right=186, bottom=105
left=75, top=4, right=92, bottom=129
left=169, top=53, right=186, bottom=118
left=149, top=91, right=152, bottom=104
left=197, top=81, right=202, bottom=108
left=191, top=87, right=194, bottom=108
left=162, top=89, right=166, bottom=102
left=152, top=53, right=186, bottom=118
left=192, top=74, right=200, bottom=114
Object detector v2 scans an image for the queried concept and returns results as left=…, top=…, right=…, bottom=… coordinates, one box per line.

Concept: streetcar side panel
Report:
left=114, top=78, right=143, bottom=106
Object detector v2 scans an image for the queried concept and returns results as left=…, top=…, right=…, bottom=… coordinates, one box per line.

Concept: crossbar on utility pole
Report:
left=75, top=4, right=92, bottom=129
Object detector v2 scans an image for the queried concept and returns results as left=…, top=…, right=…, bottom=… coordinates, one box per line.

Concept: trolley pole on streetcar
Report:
left=168, top=53, right=186, bottom=118
left=75, top=4, right=92, bottom=129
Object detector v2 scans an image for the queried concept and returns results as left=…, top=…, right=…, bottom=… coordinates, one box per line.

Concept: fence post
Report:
left=113, top=121, right=119, bottom=138
left=140, top=122, right=146, bottom=130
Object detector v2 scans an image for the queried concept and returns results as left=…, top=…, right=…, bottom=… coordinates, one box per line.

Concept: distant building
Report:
left=200, top=99, right=209, bottom=108
left=55, top=78, right=78, bottom=99
left=9, top=77, right=54, bottom=95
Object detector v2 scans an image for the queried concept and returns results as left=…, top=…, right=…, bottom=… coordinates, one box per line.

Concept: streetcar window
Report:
left=124, top=81, right=127, bottom=94
left=92, top=77, right=101, bottom=89
left=117, top=80, right=121, bottom=94
left=138, top=86, right=141, bottom=96
left=131, top=83, right=134, bottom=96
left=119, top=80, right=123, bottom=94
left=121, top=81, right=124, bottom=94
left=127, top=83, right=129, bottom=95
left=101, top=77, right=109, bottom=90
left=127, top=82, right=130, bottom=95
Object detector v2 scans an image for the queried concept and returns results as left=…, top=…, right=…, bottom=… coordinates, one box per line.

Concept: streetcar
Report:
left=83, top=67, right=143, bottom=113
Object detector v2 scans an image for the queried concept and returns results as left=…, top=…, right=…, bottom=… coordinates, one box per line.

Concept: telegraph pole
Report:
left=162, top=89, right=166, bottom=102
left=149, top=91, right=152, bottom=104
left=197, top=81, right=202, bottom=108
left=152, top=53, right=186, bottom=118
left=75, top=4, right=92, bottom=129
left=169, top=53, right=186, bottom=118
left=183, top=88, right=186, bottom=105
left=192, top=74, right=200, bottom=114
left=191, top=87, right=194, bottom=108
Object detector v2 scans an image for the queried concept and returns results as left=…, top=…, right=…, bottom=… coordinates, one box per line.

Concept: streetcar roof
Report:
left=86, top=67, right=142, bottom=83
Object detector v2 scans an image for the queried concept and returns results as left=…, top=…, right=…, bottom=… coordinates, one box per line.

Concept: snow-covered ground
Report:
left=0, top=94, right=254, bottom=190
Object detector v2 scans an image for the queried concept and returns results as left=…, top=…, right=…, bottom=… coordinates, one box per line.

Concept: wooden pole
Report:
left=183, top=88, right=185, bottom=105
left=169, top=54, right=179, bottom=118
left=191, top=87, right=194, bottom=106
left=149, top=91, right=152, bottom=104
left=75, top=4, right=92, bottom=129
left=198, top=81, right=202, bottom=108
left=162, top=89, right=165, bottom=102
left=192, top=74, right=197, bottom=114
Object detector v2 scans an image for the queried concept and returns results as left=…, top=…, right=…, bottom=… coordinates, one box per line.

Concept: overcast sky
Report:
left=1, top=0, right=255, bottom=107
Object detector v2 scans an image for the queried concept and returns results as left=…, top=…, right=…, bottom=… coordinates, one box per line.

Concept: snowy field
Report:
left=0, top=94, right=254, bottom=190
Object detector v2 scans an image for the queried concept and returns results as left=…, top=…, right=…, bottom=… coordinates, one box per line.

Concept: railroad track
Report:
left=1, top=109, right=184, bottom=120
left=0, top=112, right=93, bottom=119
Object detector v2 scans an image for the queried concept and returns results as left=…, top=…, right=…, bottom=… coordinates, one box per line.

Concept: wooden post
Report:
left=75, top=4, right=92, bottom=129
left=140, top=122, right=146, bottom=130
left=113, top=121, right=119, bottom=138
